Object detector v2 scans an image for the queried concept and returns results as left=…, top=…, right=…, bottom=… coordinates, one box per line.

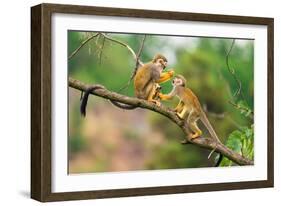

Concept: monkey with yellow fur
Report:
left=159, top=74, right=223, bottom=165
left=134, top=54, right=174, bottom=106
left=159, top=74, right=222, bottom=143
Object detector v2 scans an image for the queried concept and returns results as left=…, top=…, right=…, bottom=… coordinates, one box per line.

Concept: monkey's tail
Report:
left=80, top=85, right=104, bottom=117
left=200, top=112, right=222, bottom=159
left=200, top=112, right=221, bottom=143
left=109, top=100, right=137, bottom=110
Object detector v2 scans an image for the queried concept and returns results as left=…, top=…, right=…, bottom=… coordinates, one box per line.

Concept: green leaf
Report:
left=217, top=125, right=254, bottom=167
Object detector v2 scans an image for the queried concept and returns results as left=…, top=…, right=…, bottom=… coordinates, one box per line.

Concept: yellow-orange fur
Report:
left=160, top=75, right=221, bottom=142
left=134, top=54, right=174, bottom=105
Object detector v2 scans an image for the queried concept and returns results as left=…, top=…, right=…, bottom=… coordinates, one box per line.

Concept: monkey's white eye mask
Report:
left=172, top=78, right=180, bottom=85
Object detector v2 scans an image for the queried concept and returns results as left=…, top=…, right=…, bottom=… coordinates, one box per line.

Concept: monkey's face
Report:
left=155, top=58, right=167, bottom=70
left=172, top=77, right=184, bottom=87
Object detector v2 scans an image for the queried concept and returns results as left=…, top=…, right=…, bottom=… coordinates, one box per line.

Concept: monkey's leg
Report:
left=187, top=111, right=202, bottom=139
left=153, top=85, right=162, bottom=101
left=177, top=106, right=188, bottom=119
left=147, top=83, right=161, bottom=106
left=156, top=70, right=174, bottom=83
left=174, top=101, right=184, bottom=113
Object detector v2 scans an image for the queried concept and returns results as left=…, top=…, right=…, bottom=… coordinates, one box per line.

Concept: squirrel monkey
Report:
left=80, top=54, right=174, bottom=116
left=112, top=54, right=174, bottom=109
left=160, top=74, right=224, bottom=166
left=159, top=75, right=221, bottom=143
left=133, top=54, right=174, bottom=106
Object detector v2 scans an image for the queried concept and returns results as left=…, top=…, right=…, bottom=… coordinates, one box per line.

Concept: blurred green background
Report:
left=68, top=31, right=254, bottom=173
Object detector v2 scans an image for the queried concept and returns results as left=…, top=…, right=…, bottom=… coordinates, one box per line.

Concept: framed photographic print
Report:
left=31, top=3, right=274, bottom=202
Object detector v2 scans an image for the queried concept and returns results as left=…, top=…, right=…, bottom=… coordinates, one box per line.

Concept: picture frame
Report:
left=31, top=3, right=274, bottom=202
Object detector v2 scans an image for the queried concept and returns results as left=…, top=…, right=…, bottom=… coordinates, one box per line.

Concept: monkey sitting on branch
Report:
left=133, top=54, right=174, bottom=106
left=80, top=54, right=174, bottom=116
left=159, top=75, right=223, bottom=162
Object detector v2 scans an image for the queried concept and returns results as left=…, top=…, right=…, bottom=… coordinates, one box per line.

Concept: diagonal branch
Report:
left=135, top=35, right=146, bottom=68
left=69, top=77, right=254, bottom=166
left=118, top=35, right=146, bottom=92
left=68, top=33, right=100, bottom=59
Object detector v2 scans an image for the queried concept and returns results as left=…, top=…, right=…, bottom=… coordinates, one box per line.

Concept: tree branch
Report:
left=68, top=32, right=144, bottom=67
left=226, top=39, right=246, bottom=101
left=68, top=33, right=100, bottom=60
left=135, top=35, right=146, bottom=68
left=100, top=33, right=143, bottom=66
left=69, top=77, right=254, bottom=166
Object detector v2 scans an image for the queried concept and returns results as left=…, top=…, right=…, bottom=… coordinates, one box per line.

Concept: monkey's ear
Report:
left=153, top=54, right=167, bottom=63
left=183, top=78, right=187, bottom=86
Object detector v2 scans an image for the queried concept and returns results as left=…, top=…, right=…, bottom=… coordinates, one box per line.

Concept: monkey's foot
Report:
left=176, top=112, right=184, bottom=119
left=188, top=133, right=201, bottom=139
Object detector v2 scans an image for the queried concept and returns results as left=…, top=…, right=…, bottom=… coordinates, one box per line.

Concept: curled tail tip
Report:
left=80, top=88, right=92, bottom=117
left=80, top=107, right=86, bottom=117
left=80, top=99, right=87, bottom=117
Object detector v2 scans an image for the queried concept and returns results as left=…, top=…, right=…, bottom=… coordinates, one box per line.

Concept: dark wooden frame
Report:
left=31, top=3, right=274, bottom=202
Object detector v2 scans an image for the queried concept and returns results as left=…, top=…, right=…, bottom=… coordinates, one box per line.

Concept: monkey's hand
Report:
left=156, top=69, right=174, bottom=83
left=167, top=69, right=175, bottom=76
left=158, top=93, right=173, bottom=101
left=164, top=69, right=175, bottom=80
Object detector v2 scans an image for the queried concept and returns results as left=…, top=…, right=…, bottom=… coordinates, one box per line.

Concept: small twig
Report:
left=214, top=66, right=234, bottom=101
left=98, top=36, right=106, bottom=65
left=118, top=35, right=146, bottom=93
left=226, top=39, right=246, bottom=101
left=228, top=101, right=254, bottom=119
left=68, top=32, right=146, bottom=95
left=68, top=33, right=100, bottom=59
left=135, top=35, right=146, bottom=68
